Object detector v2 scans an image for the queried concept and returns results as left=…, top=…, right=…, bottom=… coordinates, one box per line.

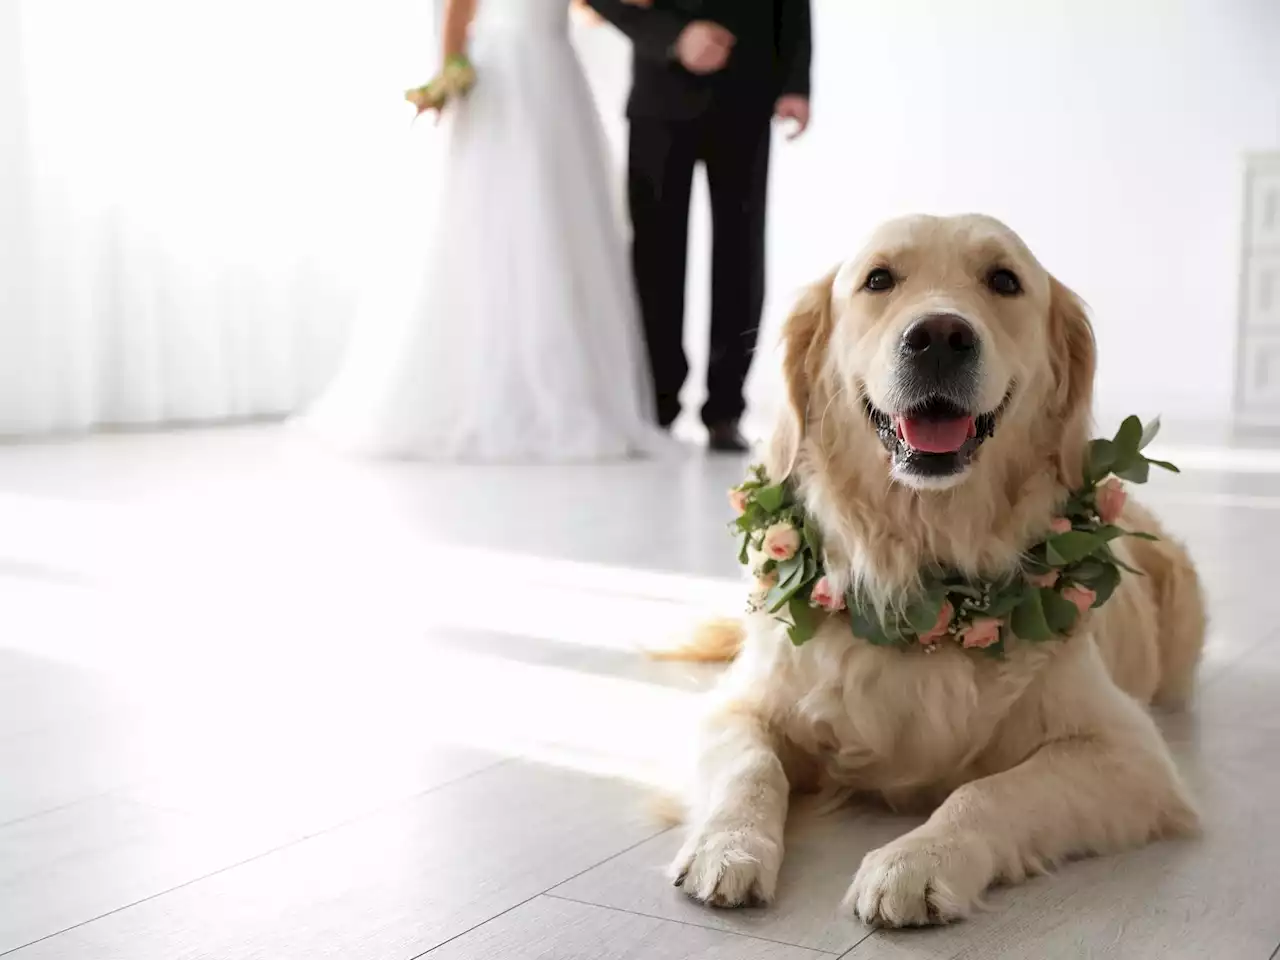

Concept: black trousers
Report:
left=627, top=109, right=772, bottom=428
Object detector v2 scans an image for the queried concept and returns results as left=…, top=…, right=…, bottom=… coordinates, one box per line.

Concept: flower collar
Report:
left=729, top=416, right=1178, bottom=655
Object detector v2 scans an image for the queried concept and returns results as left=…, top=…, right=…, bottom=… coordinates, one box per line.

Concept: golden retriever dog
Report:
left=668, top=214, right=1204, bottom=926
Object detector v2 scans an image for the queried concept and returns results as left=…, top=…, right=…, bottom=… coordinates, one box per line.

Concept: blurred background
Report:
left=4, top=0, right=1279, bottom=438
left=3, top=3, right=1280, bottom=959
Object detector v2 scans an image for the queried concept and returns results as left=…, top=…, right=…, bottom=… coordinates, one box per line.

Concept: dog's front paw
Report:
left=669, top=822, right=782, bottom=908
left=843, top=831, right=992, bottom=927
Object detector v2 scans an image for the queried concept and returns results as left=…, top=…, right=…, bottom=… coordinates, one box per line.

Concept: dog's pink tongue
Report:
left=897, top=416, right=975, bottom=454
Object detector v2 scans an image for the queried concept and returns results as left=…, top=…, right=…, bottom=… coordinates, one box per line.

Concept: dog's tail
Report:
left=648, top=617, right=745, bottom=663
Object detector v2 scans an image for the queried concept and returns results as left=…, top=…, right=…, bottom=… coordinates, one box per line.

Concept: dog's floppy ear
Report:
left=766, top=270, right=837, bottom=482
left=1046, top=275, right=1097, bottom=486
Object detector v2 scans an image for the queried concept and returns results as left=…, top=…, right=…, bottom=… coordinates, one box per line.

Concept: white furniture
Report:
left=1236, top=153, right=1280, bottom=422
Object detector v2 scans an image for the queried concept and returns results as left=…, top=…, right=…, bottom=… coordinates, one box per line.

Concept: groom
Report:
left=587, top=0, right=813, bottom=452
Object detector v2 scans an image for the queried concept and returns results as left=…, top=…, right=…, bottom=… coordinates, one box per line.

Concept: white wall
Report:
left=579, top=0, right=1280, bottom=428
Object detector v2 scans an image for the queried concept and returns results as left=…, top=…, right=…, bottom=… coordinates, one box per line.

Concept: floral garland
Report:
left=405, top=55, right=477, bottom=116
left=729, top=416, right=1178, bottom=654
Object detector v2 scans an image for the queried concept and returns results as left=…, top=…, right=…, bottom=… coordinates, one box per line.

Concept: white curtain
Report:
left=0, top=0, right=444, bottom=435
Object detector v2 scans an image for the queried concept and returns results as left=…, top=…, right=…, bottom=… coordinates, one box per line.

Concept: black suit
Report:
left=588, top=0, right=812, bottom=428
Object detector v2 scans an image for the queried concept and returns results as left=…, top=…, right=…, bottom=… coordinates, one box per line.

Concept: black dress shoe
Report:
left=707, top=421, right=749, bottom=453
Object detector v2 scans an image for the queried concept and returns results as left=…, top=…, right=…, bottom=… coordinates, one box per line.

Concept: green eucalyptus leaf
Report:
left=1115, top=458, right=1150, bottom=484
left=777, top=555, right=804, bottom=582
left=1098, top=543, right=1143, bottom=576
left=738, top=535, right=750, bottom=566
left=1145, top=458, right=1180, bottom=474
left=1093, top=525, right=1126, bottom=544
left=1040, top=588, right=1080, bottom=634
left=985, top=585, right=1026, bottom=619
left=766, top=557, right=808, bottom=612
left=849, top=601, right=895, bottom=646
left=1087, top=438, right=1117, bottom=482
left=904, top=588, right=946, bottom=635
left=1010, top=586, right=1053, bottom=642
left=803, top=520, right=823, bottom=559
left=800, top=552, right=816, bottom=582
left=1139, top=416, right=1161, bottom=450
left=787, top=596, right=821, bottom=646
left=1068, top=558, right=1107, bottom=582
left=754, top=485, right=787, bottom=513
left=766, top=580, right=807, bottom=614
left=1090, top=563, right=1122, bottom=606
left=944, top=583, right=984, bottom=600
left=1046, top=530, right=1102, bottom=565
left=1113, top=415, right=1143, bottom=458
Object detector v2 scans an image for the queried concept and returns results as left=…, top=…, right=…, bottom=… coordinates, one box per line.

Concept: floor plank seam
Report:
left=542, top=891, right=844, bottom=955
left=0, top=756, right=514, bottom=958
left=0, top=787, right=122, bottom=833
left=409, top=828, right=673, bottom=960
left=1268, top=940, right=1280, bottom=960
left=832, top=929, right=880, bottom=959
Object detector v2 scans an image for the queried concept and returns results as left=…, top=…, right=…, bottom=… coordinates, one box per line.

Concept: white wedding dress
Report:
left=302, top=0, right=662, bottom=461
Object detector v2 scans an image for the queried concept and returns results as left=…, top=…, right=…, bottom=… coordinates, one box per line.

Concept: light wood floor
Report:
left=1, top=426, right=1278, bottom=960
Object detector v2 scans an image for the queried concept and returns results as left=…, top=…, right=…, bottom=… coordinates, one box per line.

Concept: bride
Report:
left=303, top=0, right=663, bottom=462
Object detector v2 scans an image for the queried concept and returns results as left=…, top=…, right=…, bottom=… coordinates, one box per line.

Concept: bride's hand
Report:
left=405, top=83, right=446, bottom=118
left=405, top=55, right=476, bottom=119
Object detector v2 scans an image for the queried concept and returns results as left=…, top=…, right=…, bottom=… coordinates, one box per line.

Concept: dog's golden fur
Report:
left=668, top=214, right=1204, bottom=926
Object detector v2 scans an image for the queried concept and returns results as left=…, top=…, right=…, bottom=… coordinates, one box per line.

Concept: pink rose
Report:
left=919, top=599, right=954, bottom=644
left=1027, top=570, right=1059, bottom=588
left=729, top=489, right=749, bottom=515
left=1049, top=517, right=1072, bottom=534
left=762, top=523, right=801, bottom=561
left=810, top=576, right=845, bottom=612
left=960, top=617, right=1002, bottom=649
left=1062, top=585, right=1097, bottom=615
left=1096, top=479, right=1127, bottom=525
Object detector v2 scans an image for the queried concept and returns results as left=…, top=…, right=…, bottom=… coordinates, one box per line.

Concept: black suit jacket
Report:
left=586, top=0, right=812, bottom=120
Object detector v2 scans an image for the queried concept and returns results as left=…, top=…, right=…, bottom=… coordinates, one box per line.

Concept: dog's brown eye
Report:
left=988, top=268, right=1022, bottom=297
left=864, top=268, right=896, bottom=292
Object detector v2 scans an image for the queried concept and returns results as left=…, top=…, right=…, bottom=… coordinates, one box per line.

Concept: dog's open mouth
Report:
left=864, top=392, right=1011, bottom=482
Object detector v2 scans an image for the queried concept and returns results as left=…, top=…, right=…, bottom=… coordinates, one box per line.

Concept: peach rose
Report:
left=919, top=599, right=955, bottom=645
left=960, top=617, right=1002, bottom=649
left=762, top=522, right=801, bottom=561
left=728, top=488, right=749, bottom=515
left=1049, top=517, right=1072, bottom=534
left=1096, top=479, right=1127, bottom=525
left=1027, top=570, right=1059, bottom=588
left=809, top=576, right=845, bottom=612
left=1062, top=584, right=1097, bottom=614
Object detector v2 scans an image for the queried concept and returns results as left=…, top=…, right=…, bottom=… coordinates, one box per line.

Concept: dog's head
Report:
left=772, top=214, right=1095, bottom=495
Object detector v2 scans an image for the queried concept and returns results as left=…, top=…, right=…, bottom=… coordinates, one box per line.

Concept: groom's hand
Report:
left=774, top=95, right=811, bottom=140
left=675, top=21, right=735, bottom=75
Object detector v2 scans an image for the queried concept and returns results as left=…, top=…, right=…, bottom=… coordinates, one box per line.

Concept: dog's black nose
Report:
left=901, top=314, right=977, bottom=358
left=900, top=313, right=980, bottom=387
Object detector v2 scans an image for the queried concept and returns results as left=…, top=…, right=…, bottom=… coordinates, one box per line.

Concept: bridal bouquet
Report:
left=405, top=55, right=476, bottom=116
